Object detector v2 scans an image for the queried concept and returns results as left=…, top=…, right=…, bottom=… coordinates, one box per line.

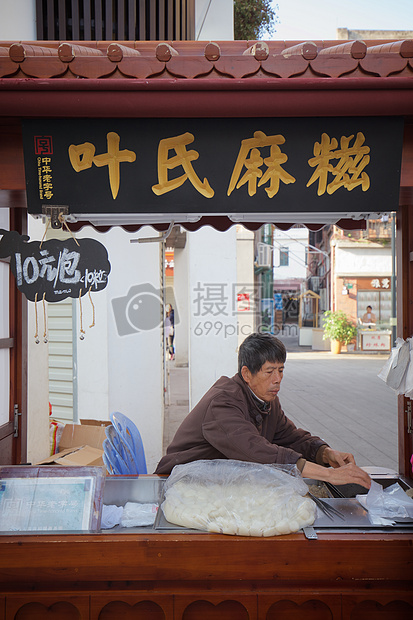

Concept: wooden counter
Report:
left=0, top=530, right=412, bottom=619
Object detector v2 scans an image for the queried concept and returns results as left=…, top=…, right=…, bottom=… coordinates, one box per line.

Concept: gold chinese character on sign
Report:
left=152, top=132, right=214, bottom=198
left=68, top=132, right=136, bottom=199
left=307, top=132, right=370, bottom=196
left=228, top=131, right=296, bottom=198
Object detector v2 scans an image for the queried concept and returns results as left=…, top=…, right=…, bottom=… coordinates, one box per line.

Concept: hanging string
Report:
left=88, top=286, right=95, bottom=328
left=79, top=289, right=85, bottom=340
left=39, top=218, right=51, bottom=250
left=59, top=213, right=80, bottom=247
left=42, top=292, right=48, bottom=343
left=34, top=292, right=40, bottom=344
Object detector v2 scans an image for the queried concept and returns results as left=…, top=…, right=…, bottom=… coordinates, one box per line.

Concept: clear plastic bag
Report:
left=161, top=459, right=316, bottom=537
left=356, top=480, right=413, bottom=525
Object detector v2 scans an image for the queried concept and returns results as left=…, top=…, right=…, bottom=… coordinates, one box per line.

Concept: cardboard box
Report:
left=59, top=423, right=107, bottom=452
left=37, top=446, right=104, bottom=467
left=80, top=419, right=111, bottom=427
left=37, top=422, right=107, bottom=468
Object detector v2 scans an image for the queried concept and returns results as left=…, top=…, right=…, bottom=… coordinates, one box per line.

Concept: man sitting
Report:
left=155, top=333, right=371, bottom=490
left=361, top=305, right=377, bottom=324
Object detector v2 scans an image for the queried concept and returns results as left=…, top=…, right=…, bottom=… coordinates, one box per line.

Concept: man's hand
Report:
left=323, top=447, right=355, bottom=468
left=302, top=460, right=371, bottom=490
left=325, top=462, right=371, bottom=489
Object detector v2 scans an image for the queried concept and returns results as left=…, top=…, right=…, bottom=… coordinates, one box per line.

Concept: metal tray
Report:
left=154, top=505, right=197, bottom=531
left=327, top=475, right=413, bottom=499
left=304, top=478, right=333, bottom=498
left=312, top=498, right=413, bottom=529
left=102, top=475, right=165, bottom=533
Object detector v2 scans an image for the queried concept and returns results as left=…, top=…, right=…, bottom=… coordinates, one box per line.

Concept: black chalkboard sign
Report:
left=0, top=230, right=111, bottom=302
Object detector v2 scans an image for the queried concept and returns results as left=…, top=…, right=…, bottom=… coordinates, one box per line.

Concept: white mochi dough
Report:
left=162, top=477, right=316, bottom=537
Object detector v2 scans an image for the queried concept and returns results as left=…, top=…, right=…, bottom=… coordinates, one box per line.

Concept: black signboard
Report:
left=22, top=117, right=404, bottom=216
left=0, top=230, right=111, bottom=302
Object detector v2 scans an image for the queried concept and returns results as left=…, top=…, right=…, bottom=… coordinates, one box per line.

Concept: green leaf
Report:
left=234, top=0, right=279, bottom=40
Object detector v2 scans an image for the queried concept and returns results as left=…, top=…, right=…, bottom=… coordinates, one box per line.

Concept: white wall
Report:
left=195, top=0, right=234, bottom=40
left=188, top=227, right=238, bottom=408
left=236, top=225, right=256, bottom=348
left=174, top=243, right=189, bottom=366
left=0, top=0, right=36, bottom=40
left=75, top=225, right=164, bottom=474
left=335, top=243, right=391, bottom=277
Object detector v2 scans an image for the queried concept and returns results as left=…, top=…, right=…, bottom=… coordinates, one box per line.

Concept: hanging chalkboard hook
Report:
left=42, top=205, right=69, bottom=230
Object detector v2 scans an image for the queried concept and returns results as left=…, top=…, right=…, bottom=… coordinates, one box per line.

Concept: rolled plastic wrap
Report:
left=161, top=460, right=316, bottom=537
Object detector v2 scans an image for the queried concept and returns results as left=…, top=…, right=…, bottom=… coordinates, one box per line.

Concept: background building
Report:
left=273, top=226, right=309, bottom=328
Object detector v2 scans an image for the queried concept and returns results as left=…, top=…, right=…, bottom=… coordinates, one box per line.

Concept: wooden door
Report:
left=0, top=207, right=27, bottom=465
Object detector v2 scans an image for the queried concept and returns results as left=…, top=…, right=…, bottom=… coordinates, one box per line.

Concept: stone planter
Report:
left=312, top=328, right=330, bottom=351
left=330, top=340, right=342, bottom=354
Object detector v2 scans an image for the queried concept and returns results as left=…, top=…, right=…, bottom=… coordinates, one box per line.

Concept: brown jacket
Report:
left=155, top=373, right=328, bottom=475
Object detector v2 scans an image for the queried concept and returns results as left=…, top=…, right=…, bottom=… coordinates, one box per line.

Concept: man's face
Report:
left=241, top=360, right=284, bottom=402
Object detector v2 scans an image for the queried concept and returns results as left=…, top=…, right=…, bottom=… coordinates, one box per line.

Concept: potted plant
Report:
left=322, top=310, right=357, bottom=354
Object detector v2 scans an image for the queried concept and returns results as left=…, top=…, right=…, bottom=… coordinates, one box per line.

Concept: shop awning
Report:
left=1, top=38, right=412, bottom=232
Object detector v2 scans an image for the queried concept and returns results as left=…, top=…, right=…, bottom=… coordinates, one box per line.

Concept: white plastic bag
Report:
left=356, top=480, right=413, bottom=525
left=120, top=502, right=158, bottom=527
left=378, top=337, right=411, bottom=393
left=101, top=504, right=124, bottom=529
left=400, top=337, right=413, bottom=399
left=161, top=460, right=316, bottom=537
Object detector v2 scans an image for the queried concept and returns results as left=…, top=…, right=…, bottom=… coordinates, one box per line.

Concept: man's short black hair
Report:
left=366, top=305, right=372, bottom=310
left=238, top=333, right=286, bottom=375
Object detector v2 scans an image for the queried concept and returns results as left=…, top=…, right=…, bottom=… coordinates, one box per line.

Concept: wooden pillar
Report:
left=396, top=203, right=413, bottom=478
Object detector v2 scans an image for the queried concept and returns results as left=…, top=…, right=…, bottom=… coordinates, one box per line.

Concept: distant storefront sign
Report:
left=22, top=117, right=403, bottom=217
left=357, top=276, right=391, bottom=290
left=361, top=332, right=391, bottom=351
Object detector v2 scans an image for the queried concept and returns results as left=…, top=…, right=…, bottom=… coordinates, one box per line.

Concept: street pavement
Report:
left=163, top=335, right=398, bottom=473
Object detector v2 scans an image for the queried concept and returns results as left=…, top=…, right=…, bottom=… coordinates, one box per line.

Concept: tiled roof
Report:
left=0, top=39, right=412, bottom=80
left=1, top=39, right=410, bottom=232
